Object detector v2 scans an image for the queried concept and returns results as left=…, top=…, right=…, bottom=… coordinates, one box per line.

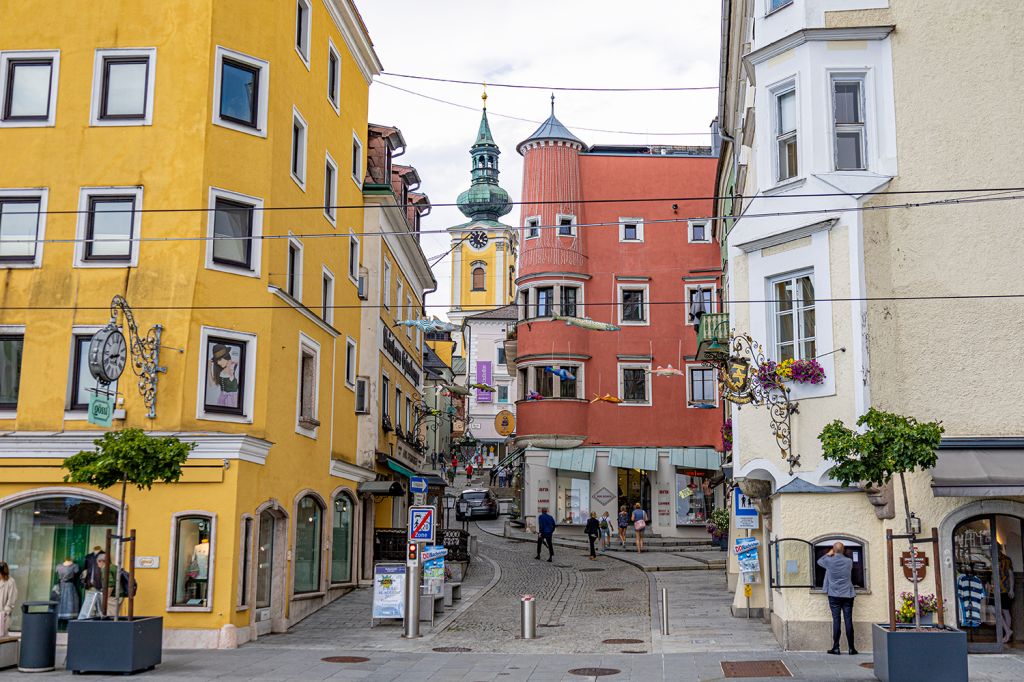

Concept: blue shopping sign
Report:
left=408, top=505, right=435, bottom=543
left=410, top=476, right=428, bottom=494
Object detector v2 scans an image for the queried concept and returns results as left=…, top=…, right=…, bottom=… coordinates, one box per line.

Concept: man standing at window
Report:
left=818, top=541, right=857, bottom=655
left=535, top=507, right=555, bottom=562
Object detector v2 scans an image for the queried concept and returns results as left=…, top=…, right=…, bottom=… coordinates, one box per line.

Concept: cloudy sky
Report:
left=359, top=1, right=721, bottom=316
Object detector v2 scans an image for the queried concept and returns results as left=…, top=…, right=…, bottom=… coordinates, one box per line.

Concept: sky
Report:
left=358, top=1, right=721, bottom=317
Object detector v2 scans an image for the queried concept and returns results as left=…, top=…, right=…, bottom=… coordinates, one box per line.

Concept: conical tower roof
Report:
left=517, top=95, right=586, bottom=153
left=456, top=96, right=512, bottom=221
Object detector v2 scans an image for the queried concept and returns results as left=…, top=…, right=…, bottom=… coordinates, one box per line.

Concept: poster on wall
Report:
left=372, top=563, right=406, bottom=620
left=475, top=361, right=492, bottom=402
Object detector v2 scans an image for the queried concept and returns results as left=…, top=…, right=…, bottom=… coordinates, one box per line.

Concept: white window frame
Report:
left=559, top=283, right=582, bottom=317
left=66, top=325, right=114, bottom=417
left=324, top=152, right=338, bottom=225
left=471, top=260, right=487, bottom=291
left=618, top=362, right=652, bottom=406
left=771, top=80, right=799, bottom=185
left=0, top=50, right=60, bottom=128
left=355, top=376, right=369, bottom=413
left=396, top=279, right=404, bottom=320
left=618, top=217, right=644, bottom=242
left=830, top=73, right=868, bottom=172
left=0, top=187, right=49, bottom=268
left=768, top=269, right=816, bottom=362
left=294, top=0, right=312, bottom=68
left=497, top=384, right=509, bottom=403
left=394, top=388, right=402, bottom=431
left=326, top=39, right=341, bottom=114
left=89, top=47, right=156, bottom=127
left=74, top=186, right=144, bottom=268
left=767, top=0, right=793, bottom=15
left=321, top=265, right=335, bottom=324
left=555, top=213, right=576, bottom=237
left=684, top=283, right=716, bottom=326
left=351, top=132, right=363, bottom=187
left=165, top=511, right=217, bottom=612
left=686, top=364, right=718, bottom=407
left=617, top=283, right=650, bottom=326
left=296, top=332, right=321, bottom=438
left=382, top=259, right=392, bottom=309
left=212, top=46, right=269, bottom=138
left=290, top=107, right=308, bottom=189
left=524, top=216, right=541, bottom=239
left=345, top=337, right=357, bottom=389
left=196, top=326, right=257, bottom=424
left=0, top=324, right=26, bottom=418
left=347, top=234, right=359, bottom=284
left=206, top=186, right=263, bottom=278
left=286, top=234, right=303, bottom=302
left=688, top=220, right=711, bottom=244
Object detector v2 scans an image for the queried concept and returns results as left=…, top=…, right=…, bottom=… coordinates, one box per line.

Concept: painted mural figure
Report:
left=208, top=343, right=241, bottom=409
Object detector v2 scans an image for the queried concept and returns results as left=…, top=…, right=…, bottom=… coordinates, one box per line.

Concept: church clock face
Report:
left=468, top=230, right=489, bottom=249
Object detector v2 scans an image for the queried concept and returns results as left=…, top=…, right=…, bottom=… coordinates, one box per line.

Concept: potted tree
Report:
left=62, top=429, right=194, bottom=675
left=819, top=408, right=965, bottom=682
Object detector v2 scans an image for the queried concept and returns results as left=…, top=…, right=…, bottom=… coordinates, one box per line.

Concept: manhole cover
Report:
left=621, top=650, right=645, bottom=654
left=568, top=668, right=621, bottom=677
left=539, top=623, right=565, bottom=627
left=580, top=567, right=605, bottom=572
left=322, top=656, right=370, bottom=663
left=860, top=663, right=874, bottom=670
left=721, top=660, right=792, bottom=678
left=596, top=587, right=623, bottom=592
left=602, top=638, right=643, bottom=644
left=433, top=647, right=472, bottom=653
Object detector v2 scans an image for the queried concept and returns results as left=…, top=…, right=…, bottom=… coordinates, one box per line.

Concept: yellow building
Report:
left=0, top=0, right=381, bottom=648
left=356, top=125, right=436, bottom=549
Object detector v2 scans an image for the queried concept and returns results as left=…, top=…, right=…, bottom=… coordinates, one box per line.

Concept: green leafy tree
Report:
left=819, top=408, right=943, bottom=627
left=63, top=429, right=195, bottom=617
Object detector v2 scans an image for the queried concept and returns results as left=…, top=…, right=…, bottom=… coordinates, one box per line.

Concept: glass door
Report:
left=616, top=469, right=651, bottom=520
left=953, top=515, right=1004, bottom=652
left=254, top=510, right=275, bottom=635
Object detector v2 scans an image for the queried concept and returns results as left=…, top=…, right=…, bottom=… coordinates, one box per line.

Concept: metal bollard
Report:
left=660, top=587, right=670, bottom=635
left=520, top=595, right=537, bottom=639
left=403, top=558, right=421, bottom=639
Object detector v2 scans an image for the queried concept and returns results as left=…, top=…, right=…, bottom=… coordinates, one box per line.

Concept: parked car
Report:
left=455, top=488, right=499, bottom=521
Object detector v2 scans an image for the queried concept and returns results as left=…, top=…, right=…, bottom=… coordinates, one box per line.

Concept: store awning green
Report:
left=546, top=448, right=597, bottom=473
left=386, top=459, right=417, bottom=478
left=669, top=448, right=722, bottom=470
left=607, top=448, right=658, bottom=471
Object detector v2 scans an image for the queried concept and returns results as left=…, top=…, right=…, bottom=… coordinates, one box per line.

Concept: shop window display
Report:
left=1, top=496, right=118, bottom=630
left=556, top=473, right=589, bottom=525
left=953, top=514, right=1022, bottom=651
left=675, top=471, right=713, bottom=525
left=172, top=515, right=212, bottom=607
left=294, top=495, right=322, bottom=593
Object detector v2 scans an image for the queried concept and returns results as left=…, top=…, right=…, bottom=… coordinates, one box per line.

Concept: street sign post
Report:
left=410, top=476, right=428, bottom=494
left=734, top=487, right=759, bottom=530
left=408, top=505, right=436, bottom=544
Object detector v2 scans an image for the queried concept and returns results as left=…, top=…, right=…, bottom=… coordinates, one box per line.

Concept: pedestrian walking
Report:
left=818, top=541, right=857, bottom=655
left=498, top=467, right=507, bottom=487
left=535, top=507, right=555, bottom=562
left=451, top=454, right=458, bottom=470
left=446, top=466, right=455, bottom=486
left=466, top=462, right=474, bottom=479
left=585, top=512, right=601, bottom=560
left=599, top=511, right=612, bottom=551
left=632, top=503, right=648, bottom=553
left=0, top=560, right=17, bottom=638
left=489, top=467, right=498, bottom=486
left=617, top=506, right=629, bottom=547
left=431, top=452, right=437, bottom=469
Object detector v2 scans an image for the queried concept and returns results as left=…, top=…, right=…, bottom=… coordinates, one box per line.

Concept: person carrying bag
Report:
left=632, top=503, right=648, bottom=553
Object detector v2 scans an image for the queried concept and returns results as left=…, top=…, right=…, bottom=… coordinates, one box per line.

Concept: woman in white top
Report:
left=0, top=561, right=17, bottom=638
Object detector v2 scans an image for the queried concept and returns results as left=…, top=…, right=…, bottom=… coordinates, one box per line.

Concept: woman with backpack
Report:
left=585, top=512, right=601, bottom=560
left=617, top=506, right=629, bottom=548
left=632, top=503, right=649, bottom=553
left=599, top=511, right=612, bottom=551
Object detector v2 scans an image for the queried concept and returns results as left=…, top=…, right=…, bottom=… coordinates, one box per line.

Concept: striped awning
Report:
left=546, top=448, right=597, bottom=473
left=607, top=448, right=659, bottom=471
left=669, top=448, right=722, bottom=470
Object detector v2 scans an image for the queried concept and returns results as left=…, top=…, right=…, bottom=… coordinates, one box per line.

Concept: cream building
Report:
left=711, top=0, right=1024, bottom=653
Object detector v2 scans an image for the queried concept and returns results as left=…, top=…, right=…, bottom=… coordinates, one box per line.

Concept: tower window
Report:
left=472, top=266, right=486, bottom=291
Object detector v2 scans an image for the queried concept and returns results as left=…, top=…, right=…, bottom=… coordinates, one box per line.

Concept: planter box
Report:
left=67, top=617, right=162, bottom=675
left=871, top=623, right=967, bottom=682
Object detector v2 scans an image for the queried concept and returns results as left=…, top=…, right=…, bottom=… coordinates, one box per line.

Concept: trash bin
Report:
left=18, top=601, right=57, bottom=673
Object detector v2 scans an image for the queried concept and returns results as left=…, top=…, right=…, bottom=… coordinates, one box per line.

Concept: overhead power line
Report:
left=377, top=81, right=712, bottom=136
left=6, top=193, right=1023, bottom=247
left=380, top=72, right=718, bottom=92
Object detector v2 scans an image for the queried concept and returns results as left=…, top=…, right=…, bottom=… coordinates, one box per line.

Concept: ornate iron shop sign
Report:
left=96, top=295, right=167, bottom=419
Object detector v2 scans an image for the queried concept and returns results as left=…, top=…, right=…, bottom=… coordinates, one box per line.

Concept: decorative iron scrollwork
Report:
left=108, top=295, right=166, bottom=419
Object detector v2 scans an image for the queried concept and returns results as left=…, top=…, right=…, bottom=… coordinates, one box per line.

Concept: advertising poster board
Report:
left=372, top=563, right=406, bottom=620
left=422, top=546, right=447, bottom=597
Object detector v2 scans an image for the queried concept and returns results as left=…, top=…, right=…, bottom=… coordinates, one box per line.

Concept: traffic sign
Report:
left=410, top=476, right=428, bottom=494
left=408, top=505, right=436, bottom=543
left=734, top=487, right=759, bottom=529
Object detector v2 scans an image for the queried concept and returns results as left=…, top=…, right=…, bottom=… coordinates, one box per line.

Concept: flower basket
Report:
left=755, top=358, right=826, bottom=389
left=721, top=419, right=733, bottom=452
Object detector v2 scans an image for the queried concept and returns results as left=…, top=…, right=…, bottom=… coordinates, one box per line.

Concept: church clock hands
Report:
left=468, top=230, right=488, bottom=249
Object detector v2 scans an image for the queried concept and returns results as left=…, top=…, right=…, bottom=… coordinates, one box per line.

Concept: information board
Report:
left=422, top=545, right=447, bottom=597
left=734, top=487, right=759, bottom=530
left=371, top=563, right=406, bottom=619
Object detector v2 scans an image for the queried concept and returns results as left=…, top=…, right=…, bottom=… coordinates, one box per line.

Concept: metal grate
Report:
left=433, top=647, right=472, bottom=653
left=322, top=656, right=370, bottom=663
left=602, top=638, right=643, bottom=644
left=568, top=668, right=622, bottom=677
left=721, top=660, right=792, bottom=678
left=580, top=567, right=605, bottom=572
left=621, top=650, right=645, bottom=654
left=596, top=587, right=623, bottom=592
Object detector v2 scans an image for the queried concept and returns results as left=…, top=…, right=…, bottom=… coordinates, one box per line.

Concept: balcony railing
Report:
left=696, top=312, right=730, bottom=360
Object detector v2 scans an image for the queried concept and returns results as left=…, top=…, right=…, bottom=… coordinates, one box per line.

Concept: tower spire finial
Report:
left=550, top=92, right=555, bottom=115
left=482, top=82, right=487, bottom=110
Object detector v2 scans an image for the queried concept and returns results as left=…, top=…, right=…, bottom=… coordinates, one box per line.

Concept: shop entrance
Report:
left=952, top=514, right=1023, bottom=652
left=254, top=508, right=287, bottom=637
left=616, top=469, right=651, bottom=519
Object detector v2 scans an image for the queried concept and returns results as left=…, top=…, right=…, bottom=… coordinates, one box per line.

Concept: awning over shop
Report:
left=608, top=448, right=658, bottom=471
left=386, top=459, right=417, bottom=479
left=417, top=473, right=447, bottom=488
left=357, top=480, right=405, bottom=496
left=669, top=448, right=722, bottom=470
left=931, top=445, right=1024, bottom=497
left=546, top=448, right=597, bottom=473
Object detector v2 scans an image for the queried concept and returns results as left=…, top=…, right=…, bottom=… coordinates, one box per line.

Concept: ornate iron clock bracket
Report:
left=108, top=295, right=166, bottom=419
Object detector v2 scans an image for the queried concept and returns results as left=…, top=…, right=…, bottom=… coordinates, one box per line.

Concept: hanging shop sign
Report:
left=494, top=410, right=516, bottom=436
left=900, top=549, right=929, bottom=583
left=372, top=563, right=406, bottom=619
left=87, top=393, right=115, bottom=427
left=381, top=322, right=421, bottom=385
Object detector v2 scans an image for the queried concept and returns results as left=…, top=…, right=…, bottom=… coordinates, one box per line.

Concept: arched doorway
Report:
left=252, top=504, right=288, bottom=638
left=951, top=513, right=1023, bottom=652
left=1, top=492, right=119, bottom=630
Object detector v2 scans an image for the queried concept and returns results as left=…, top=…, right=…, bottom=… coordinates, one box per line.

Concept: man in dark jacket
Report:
left=817, top=541, right=857, bottom=655
left=536, top=507, right=555, bottom=562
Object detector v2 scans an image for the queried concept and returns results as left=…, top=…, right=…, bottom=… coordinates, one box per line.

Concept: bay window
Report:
left=775, top=86, right=798, bottom=182
left=832, top=77, right=867, bottom=171
left=771, top=272, right=816, bottom=361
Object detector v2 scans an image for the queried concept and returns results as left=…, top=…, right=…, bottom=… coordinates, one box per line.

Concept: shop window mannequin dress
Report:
left=55, top=560, right=81, bottom=621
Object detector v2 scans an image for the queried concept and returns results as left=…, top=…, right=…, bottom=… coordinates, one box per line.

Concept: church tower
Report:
left=448, top=92, right=517, bottom=324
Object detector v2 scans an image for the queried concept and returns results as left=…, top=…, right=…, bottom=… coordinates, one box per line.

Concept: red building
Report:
left=511, top=102, right=723, bottom=538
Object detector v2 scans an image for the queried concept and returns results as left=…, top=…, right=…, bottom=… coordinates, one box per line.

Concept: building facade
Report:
left=421, top=344, right=455, bottom=464
left=460, top=304, right=518, bottom=468
left=713, top=0, right=1024, bottom=653
left=511, top=103, right=724, bottom=536
left=0, top=0, right=380, bottom=647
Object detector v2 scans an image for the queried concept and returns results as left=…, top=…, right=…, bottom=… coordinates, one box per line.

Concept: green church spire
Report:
left=456, top=90, right=512, bottom=221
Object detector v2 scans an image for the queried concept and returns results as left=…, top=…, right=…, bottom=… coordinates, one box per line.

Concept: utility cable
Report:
left=380, top=71, right=718, bottom=92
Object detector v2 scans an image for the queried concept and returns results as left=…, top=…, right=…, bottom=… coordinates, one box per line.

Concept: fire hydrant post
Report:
left=520, top=594, right=537, bottom=639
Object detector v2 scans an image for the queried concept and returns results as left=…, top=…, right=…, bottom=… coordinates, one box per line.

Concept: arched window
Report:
left=472, top=265, right=486, bottom=291
left=330, top=493, right=355, bottom=584
left=294, top=495, right=323, bottom=593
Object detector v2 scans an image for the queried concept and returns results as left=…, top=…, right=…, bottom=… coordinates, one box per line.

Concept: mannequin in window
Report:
left=55, top=558, right=81, bottom=622
left=997, top=543, right=1015, bottom=643
left=188, top=538, right=210, bottom=581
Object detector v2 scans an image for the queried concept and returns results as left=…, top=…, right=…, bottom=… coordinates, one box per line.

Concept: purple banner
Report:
left=476, top=361, right=492, bottom=402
